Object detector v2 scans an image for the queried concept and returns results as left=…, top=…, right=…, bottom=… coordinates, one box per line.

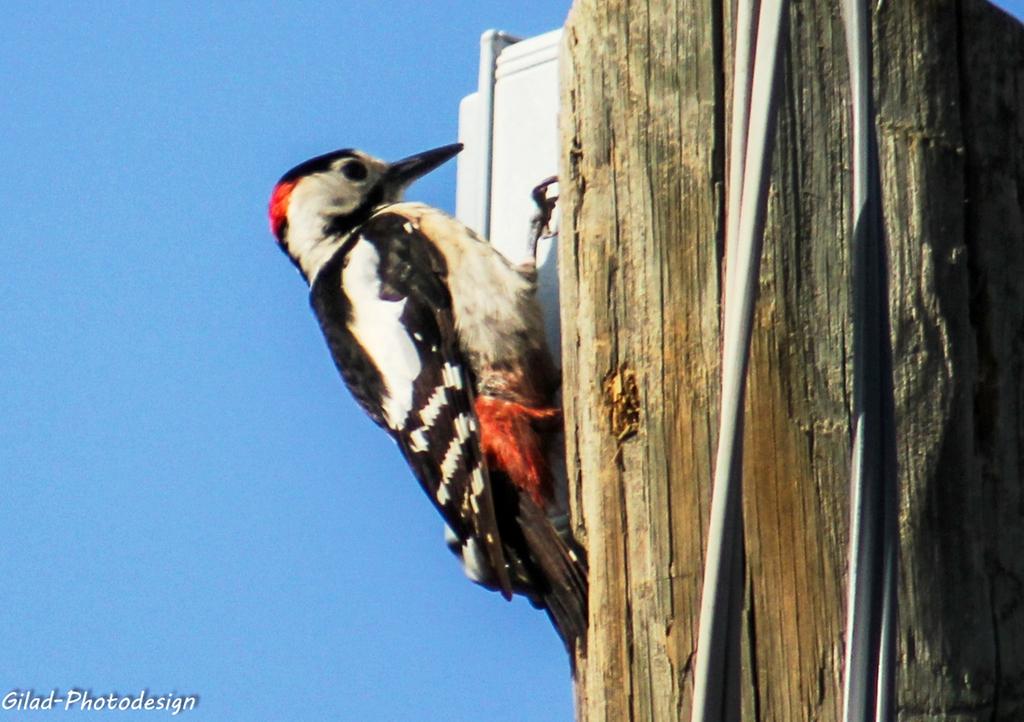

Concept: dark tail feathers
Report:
left=517, top=495, right=589, bottom=659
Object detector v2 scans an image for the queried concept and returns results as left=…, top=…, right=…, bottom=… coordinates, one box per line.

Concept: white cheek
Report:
left=285, top=174, right=361, bottom=281
left=343, top=239, right=422, bottom=429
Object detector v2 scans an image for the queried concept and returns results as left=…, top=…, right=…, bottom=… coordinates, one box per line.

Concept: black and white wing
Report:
left=309, top=212, right=513, bottom=598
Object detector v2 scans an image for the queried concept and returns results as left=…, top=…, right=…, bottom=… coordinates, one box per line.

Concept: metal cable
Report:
left=839, top=2, right=898, bottom=720
left=690, top=1, right=789, bottom=719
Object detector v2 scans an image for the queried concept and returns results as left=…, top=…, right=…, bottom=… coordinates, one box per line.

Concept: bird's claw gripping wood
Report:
left=526, top=175, right=559, bottom=266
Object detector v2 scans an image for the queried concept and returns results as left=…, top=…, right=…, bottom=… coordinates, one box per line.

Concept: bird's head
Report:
left=269, top=143, right=463, bottom=281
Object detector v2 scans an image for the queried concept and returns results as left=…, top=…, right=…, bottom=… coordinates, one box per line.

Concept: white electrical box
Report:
left=456, top=29, right=562, bottom=356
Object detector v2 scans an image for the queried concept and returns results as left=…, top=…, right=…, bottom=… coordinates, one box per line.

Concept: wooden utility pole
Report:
left=558, top=1, right=1024, bottom=719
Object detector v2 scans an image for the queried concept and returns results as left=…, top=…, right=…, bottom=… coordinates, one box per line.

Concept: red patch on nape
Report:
left=268, top=180, right=298, bottom=239
left=474, top=396, right=561, bottom=509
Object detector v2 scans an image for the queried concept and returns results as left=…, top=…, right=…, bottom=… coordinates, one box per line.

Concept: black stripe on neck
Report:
left=324, top=184, right=386, bottom=239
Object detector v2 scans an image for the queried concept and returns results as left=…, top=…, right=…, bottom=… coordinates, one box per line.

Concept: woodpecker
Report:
left=269, top=142, right=587, bottom=652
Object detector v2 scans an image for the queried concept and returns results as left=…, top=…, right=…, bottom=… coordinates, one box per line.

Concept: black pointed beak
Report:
left=385, top=143, right=463, bottom=187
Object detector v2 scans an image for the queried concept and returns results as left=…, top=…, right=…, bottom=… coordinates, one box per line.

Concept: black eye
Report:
left=341, top=160, right=368, bottom=181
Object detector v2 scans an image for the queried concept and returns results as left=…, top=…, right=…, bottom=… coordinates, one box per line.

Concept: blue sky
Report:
left=3, top=3, right=1022, bottom=722
left=2, top=3, right=572, bottom=721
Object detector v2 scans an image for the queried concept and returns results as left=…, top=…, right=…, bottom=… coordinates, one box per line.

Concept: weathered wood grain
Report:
left=559, top=1, right=1024, bottom=719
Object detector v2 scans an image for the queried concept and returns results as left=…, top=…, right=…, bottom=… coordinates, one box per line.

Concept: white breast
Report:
left=387, top=203, right=546, bottom=365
